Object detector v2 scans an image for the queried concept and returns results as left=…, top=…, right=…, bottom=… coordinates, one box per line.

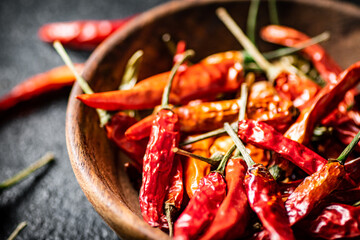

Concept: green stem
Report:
left=162, top=33, right=177, bottom=56
left=119, top=50, right=143, bottom=90
left=161, top=50, right=194, bottom=108
left=337, top=130, right=360, bottom=165
left=7, top=222, right=27, bottom=240
left=224, top=122, right=255, bottom=167
left=268, top=0, right=279, bottom=25
left=0, top=152, right=54, bottom=190
left=53, top=41, right=111, bottom=127
left=215, top=144, right=236, bottom=175
left=173, top=148, right=221, bottom=167
left=247, top=0, right=260, bottom=44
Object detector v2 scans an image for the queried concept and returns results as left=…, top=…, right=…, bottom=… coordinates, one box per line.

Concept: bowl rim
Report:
left=66, top=0, right=360, bottom=239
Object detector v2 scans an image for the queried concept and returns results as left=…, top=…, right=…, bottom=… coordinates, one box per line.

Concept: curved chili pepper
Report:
left=285, top=61, right=360, bottom=144
left=237, top=119, right=327, bottom=174
left=38, top=16, right=136, bottom=50
left=76, top=51, right=244, bottom=111
left=260, top=25, right=342, bottom=84
left=0, top=64, right=83, bottom=111
left=285, top=161, right=345, bottom=225
left=199, top=157, right=251, bottom=240
left=104, top=112, right=146, bottom=171
left=278, top=179, right=303, bottom=199
left=183, top=137, right=214, bottom=198
left=306, top=204, right=360, bottom=239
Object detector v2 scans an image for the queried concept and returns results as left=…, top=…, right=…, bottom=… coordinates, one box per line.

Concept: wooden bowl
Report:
left=66, top=0, right=360, bottom=239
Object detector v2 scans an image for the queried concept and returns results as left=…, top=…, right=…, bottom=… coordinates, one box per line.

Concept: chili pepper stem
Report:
left=120, top=50, right=143, bottom=90
left=53, top=41, right=111, bottom=127
left=165, top=204, right=175, bottom=237
left=216, top=7, right=282, bottom=82
left=336, top=130, right=360, bottom=165
left=247, top=0, right=260, bottom=44
left=173, top=147, right=220, bottom=167
left=161, top=50, right=194, bottom=109
left=7, top=221, right=27, bottom=240
left=268, top=0, right=280, bottom=25
left=214, top=144, right=236, bottom=175
left=238, top=82, right=249, bottom=121
left=224, top=122, right=255, bottom=167
left=0, top=152, right=54, bottom=190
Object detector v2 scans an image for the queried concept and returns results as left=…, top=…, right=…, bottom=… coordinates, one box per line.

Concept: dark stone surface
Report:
left=0, top=0, right=167, bottom=239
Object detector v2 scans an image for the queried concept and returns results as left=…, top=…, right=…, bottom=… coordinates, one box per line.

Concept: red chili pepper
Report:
left=76, top=51, right=243, bottom=111
left=38, top=16, right=136, bottom=50
left=237, top=119, right=327, bottom=174
left=173, top=145, right=235, bottom=240
left=104, top=112, right=146, bottom=171
left=199, top=157, right=251, bottom=240
left=0, top=64, right=83, bottom=111
left=260, top=25, right=342, bottom=84
left=306, top=204, right=360, bottom=239
left=278, top=179, right=303, bottom=199
left=284, top=61, right=360, bottom=145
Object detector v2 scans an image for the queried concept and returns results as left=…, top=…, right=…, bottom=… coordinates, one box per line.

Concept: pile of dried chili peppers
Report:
left=4, top=1, right=360, bottom=239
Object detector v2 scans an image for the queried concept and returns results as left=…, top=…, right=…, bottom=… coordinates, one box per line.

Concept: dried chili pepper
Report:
left=77, top=51, right=243, bottom=111
left=217, top=8, right=320, bottom=110
left=39, top=16, right=136, bottom=50
left=0, top=64, right=83, bottom=112
left=139, top=50, right=193, bottom=227
left=285, top=130, right=360, bottom=225
left=224, top=122, right=295, bottom=240
left=182, top=137, right=214, bottom=198
left=260, top=25, right=342, bottom=84
left=284, top=61, right=360, bottom=144
left=237, top=119, right=327, bottom=174
left=305, top=203, right=360, bottom=239
left=199, top=157, right=251, bottom=240
left=173, top=145, right=236, bottom=240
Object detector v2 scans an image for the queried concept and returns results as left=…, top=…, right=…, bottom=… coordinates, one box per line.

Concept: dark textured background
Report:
left=0, top=0, right=168, bottom=239
left=0, top=0, right=359, bottom=239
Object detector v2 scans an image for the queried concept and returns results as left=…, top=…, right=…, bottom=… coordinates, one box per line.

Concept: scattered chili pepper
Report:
left=305, top=203, right=360, bottom=239
left=224, top=122, right=295, bottom=240
left=284, top=61, right=360, bottom=145
left=199, top=157, right=251, bottom=240
left=278, top=179, right=303, bottom=199
left=182, top=137, right=214, bottom=198
left=0, top=64, right=83, bottom=112
left=285, top=130, right=360, bottom=225
left=38, top=16, right=136, bottom=50
left=76, top=51, right=244, bottom=111
left=139, top=50, right=193, bottom=227
left=173, top=145, right=236, bottom=240
left=237, top=119, right=327, bottom=174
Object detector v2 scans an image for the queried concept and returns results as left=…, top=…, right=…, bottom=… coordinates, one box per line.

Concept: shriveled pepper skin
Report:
left=77, top=51, right=244, bottom=111
left=199, top=158, right=250, bottom=240
left=105, top=112, right=146, bottom=171
left=139, top=109, right=180, bottom=227
left=238, top=119, right=327, bottom=174
left=244, top=164, right=295, bottom=240
left=307, top=204, right=360, bottom=239
left=285, top=61, right=360, bottom=144
left=285, top=161, right=345, bottom=225
left=260, top=25, right=342, bottom=84
left=0, top=64, right=84, bottom=111
left=183, top=137, right=214, bottom=198
left=165, top=156, right=184, bottom=210
left=173, top=172, right=226, bottom=240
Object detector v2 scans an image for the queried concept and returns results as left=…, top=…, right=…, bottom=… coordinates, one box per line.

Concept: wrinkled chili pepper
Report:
left=139, top=50, right=193, bottom=227
left=38, top=16, right=136, bottom=50
left=237, top=119, right=327, bottom=174
left=224, top=122, right=295, bottom=240
left=260, top=25, right=342, bottom=84
left=199, top=157, right=251, bottom=240
left=285, top=131, right=360, bottom=225
left=305, top=204, right=360, bottom=239
left=183, top=137, right=214, bottom=199
left=104, top=112, right=146, bottom=172
left=284, top=61, right=360, bottom=145
left=0, top=64, right=83, bottom=112
left=77, top=51, right=244, bottom=111
left=173, top=145, right=235, bottom=240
